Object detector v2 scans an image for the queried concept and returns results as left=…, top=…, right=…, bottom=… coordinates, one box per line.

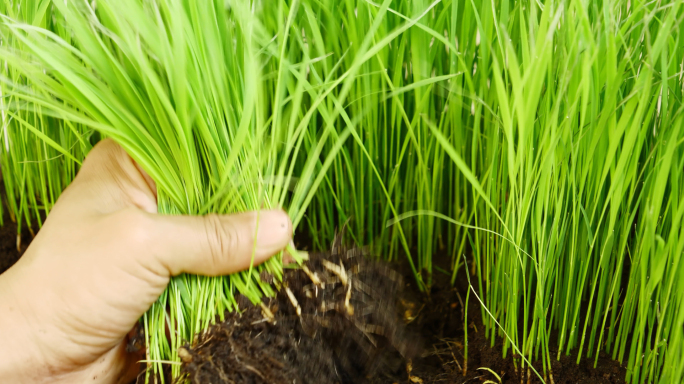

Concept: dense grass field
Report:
left=0, top=0, right=683, bottom=383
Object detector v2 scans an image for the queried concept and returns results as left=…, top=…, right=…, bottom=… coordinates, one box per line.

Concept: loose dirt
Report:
left=396, top=260, right=627, bottom=384
left=175, top=242, right=627, bottom=384
left=178, top=241, right=419, bottom=384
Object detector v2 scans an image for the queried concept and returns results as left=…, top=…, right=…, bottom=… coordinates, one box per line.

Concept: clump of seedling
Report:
left=177, top=237, right=418, bottom=383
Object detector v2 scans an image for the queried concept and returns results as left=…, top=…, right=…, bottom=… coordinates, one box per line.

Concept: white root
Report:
left=345, top=276, right=354, bottom=316
left=322, top=259, right=348, bottom=286
left=304, top=284, right=316, bottom=298
left=259, top=302, right=275, bottom=323
left=406, top=359, right=424, bottom=383
left=285, top=287, right=302, bottom=316
left=301, top=265, right=322, bottom=286
left=178, top=347, right=192, bottom=363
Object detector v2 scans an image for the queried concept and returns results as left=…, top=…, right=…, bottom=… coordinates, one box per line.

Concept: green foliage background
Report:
left=0, top=0, right=683, bottom=383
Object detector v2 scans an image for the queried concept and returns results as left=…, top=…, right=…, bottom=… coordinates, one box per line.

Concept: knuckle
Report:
left=203, top=214, right=240, bottom=269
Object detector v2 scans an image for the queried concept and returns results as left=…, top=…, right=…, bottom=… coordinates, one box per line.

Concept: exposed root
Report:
left=178, top=246, right=418, bottom=384
left=301, top=264, right=322, bottom=286
left=284, top=286, right=301, bottom=316
left=259, top=302, right=275, bottom=323
left=321, top=259, right=348, bottom=286
left=344, top=276, right=354, bottom=315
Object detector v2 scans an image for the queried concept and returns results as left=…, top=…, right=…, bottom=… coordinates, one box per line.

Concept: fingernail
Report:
left=256, top=210, right=293, bottom=254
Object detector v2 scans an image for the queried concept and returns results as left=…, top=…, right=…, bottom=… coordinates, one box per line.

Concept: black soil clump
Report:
left=178, top=242, right=419, bottom=384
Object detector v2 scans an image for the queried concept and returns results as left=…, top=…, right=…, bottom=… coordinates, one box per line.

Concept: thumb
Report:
left=143, top=210, right=292, bottom=276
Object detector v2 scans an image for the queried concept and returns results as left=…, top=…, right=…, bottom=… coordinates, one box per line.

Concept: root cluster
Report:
left=178, top=242, right=418, bottom=384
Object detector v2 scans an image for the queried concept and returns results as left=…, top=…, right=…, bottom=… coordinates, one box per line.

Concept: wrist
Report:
left=0, top=265, right=132, bottom=384
left=0, top=267, right=50, bottom=383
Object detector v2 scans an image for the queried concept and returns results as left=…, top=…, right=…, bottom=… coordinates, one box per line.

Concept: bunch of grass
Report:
left=1, top=0, right=683, bottom=383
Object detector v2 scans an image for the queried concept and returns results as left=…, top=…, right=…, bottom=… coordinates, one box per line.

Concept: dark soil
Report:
left=0, top=208, right=32, bottom=275
left=177, top=241, right=628, bottom=384
left=399, top=261, right=627, bottom=384
left=0, top=207, right=628, bottom=384
left=178, top=241, right=418, bottom=384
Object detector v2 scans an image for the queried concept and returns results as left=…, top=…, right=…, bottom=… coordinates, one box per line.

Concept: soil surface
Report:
left=176, top=240, right=627, bottom=384
left=0, top=210, right=627, bottom=384
left=397, top=260, right=627, bottom=384
left=0, top=208, right=32, bottom=275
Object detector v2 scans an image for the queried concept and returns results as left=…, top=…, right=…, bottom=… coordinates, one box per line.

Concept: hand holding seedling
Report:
left=0, top=139, right=293, bottom=383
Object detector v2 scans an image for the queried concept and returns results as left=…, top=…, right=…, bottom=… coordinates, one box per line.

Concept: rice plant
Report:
left=0, top=0, right=683, bottom=383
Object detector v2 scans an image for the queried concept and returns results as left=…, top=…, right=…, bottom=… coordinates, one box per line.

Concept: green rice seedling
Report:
left=1, top=0, right=683, bottom=383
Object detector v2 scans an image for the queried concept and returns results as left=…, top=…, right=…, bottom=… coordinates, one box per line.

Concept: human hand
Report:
left=0, top=139, right=293, bottom=383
